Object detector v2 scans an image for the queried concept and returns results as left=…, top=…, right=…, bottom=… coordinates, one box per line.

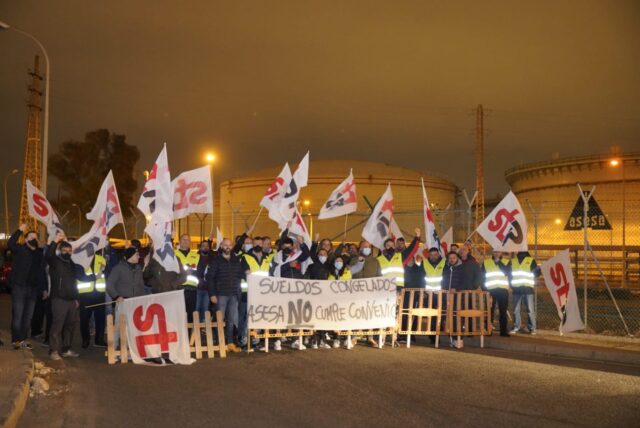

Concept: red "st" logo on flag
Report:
left=488, top=208, right=523, bottom=245
left=133, top=304, right=178, bottom=357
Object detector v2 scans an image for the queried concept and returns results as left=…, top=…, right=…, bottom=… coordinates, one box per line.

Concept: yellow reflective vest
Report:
left=483, top=258, right=510, bottom=290
left=241, top=254, right=270, bottom=293
left=77, top=254, right=107, bottom=294
left=328, top=269, right=352, bottom=281
left=176, top=249, right=200, bottom=287
left=377, top=252, right=404, bottom=286
left=511, top=256, right=535, bottom=288
left=423, top=258, right=445, bottom=291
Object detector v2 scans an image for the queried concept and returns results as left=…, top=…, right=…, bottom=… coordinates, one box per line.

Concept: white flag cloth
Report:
left=71, top=171, right=124, bottom=269
left=541, top=249, right=584, bottom=334
left=421, top=178, right=440, bottom=252
left=172, top=165, right=213, bottom=220
left=26, top=179, right=64, bottom=241
left=215, top=227, right=223, bottom=250
left=117, top=290, right=194, bottom=365
left=71, top=221, right=109, bottom=269
left=261, top=163, right=292, bottom=212
left=288, top=208, right=312, bottom=248
left=318, top=169, right=357, bottom=220
left=362, top=184, right=403, bottom=250
left=476, top=191, right=528, bottom=252
left=277, top=152, right=309, bottom=228
left=86, top=170, right=124, bottom=235
left=146, top=221, right=180, bottom=273
left=440, top=227, right=453, bottom=255
left=137, top=145, right=173, bottom=223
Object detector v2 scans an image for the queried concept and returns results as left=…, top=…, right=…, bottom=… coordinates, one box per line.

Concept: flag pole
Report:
left=121, top=222, right=129, bottom=244
left=343, top=213, right=349, bottom=242
left=249, top=206, right=264, bottom=233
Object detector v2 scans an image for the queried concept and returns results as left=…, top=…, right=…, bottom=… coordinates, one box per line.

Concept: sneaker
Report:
left=332, top=339, right=341, bottom=349
left=274, top=340, right=282, bottom=351
left=94, top=340, right=107, bottom=348
left=319, top=341, right=331, bottom=349
left=291, top=339, right=306, bottom=350
left=510, top=328, right=519, bottom=335
left=20, top=341, right=33, bottom=350
left=454, top=339, right=464, bottom=349
left=226, top=343, right=242, bottom=353
left=311, top=341, right=319, bottom=350
left=50, top=351, right=62, bottom=361
left=62, top=350, right=80, bottom=358
left=529, top=330, right=536, bottom=336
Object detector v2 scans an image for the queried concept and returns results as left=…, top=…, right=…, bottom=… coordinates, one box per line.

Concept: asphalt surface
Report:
left=1, top=294, right=639, bottom=428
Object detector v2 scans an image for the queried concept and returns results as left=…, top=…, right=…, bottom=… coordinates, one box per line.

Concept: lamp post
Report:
left=609, top=158, right=626, bottom=287
left=71, top=203, right=82, bottom=236
left=0, top=21, right=51, bottom=196
left=205, top=152, right=217, bottom=235
left=3, top=169, right=19, bottom=235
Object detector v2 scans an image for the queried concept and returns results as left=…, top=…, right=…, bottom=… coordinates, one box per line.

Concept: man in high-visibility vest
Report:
left=482, top=251, right=511, bottom=337
left=423, top=247, right=445, bottom=291
left=78, top=252, right=107, bottom=348
left=510, top=251, right=539, bottom=335
left=377, top=227, right=421, bottom=290
left=175, top=234, right=200, bottom=322
left=239, top=243, right=270, bottom=349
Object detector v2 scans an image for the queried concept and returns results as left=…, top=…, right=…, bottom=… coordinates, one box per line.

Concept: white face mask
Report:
left=318, top=256, right=328, bottom=264
left=361, top=247, right=372, bottom=257
left=334, top=262, right=344, bottom=270
left=244, top=244, right=253, bottom=252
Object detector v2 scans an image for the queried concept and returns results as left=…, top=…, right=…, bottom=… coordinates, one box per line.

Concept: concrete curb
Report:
left=0, top=350, right=34, bottom=428
left=464, top=336, right=640, bottom=365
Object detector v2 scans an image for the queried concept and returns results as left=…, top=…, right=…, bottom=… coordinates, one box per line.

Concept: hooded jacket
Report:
left=46, top=243, right=95, bottom=300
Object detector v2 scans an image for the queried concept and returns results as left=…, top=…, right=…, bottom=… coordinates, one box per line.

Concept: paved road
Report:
left=2, top=294, right=639, bottom=428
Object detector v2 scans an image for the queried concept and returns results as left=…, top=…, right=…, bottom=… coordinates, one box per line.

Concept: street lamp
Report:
left=610, top=157, right=626, bottom=286
left=71, top=203, right=82, bottom=236
left=0, top=20, right=51, bottom=196
left=3, top=169, right=19, bottom=235
left=205, top=152, right=217, bottom=235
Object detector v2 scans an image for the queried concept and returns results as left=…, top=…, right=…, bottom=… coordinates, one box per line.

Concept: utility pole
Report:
left=474, top=104, right=485, bottom=256
left=18, top=55, right=43, bottom=233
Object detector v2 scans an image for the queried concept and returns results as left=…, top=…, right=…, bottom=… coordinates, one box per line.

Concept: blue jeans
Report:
left=196, top=289, right=210, bottom=322
left=11, top=286, right=38, bottom=342
left=513, top=293, right=536, bottom=332
left=216, top=294, right=239, bottom=345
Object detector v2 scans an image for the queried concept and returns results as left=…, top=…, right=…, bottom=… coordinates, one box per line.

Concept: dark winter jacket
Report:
left=460, top=255, right=483, bottom=290
left=196, top=251, right=214, bottom=290
left=7, top=230, right=47, bottom=291
left=441, top=260, right=469, bottom=292
left=46, top=243, right=95, bottom=301
left=143, top=258, right=186, bottom=294
left=106, top=260, right=146, bottom=299
left=404, top=263, right=426, bottom=288
left=305, top=247, right=331, bottom=280
left=206, top=253, right=244, bottom=297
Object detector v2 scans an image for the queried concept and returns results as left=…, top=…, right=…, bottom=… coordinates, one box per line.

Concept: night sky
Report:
left=1, top=1, right=639, bottom=216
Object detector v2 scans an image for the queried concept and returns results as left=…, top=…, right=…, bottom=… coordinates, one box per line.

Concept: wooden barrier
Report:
left=396, top=288, right=493, bottom=348
left=105, top=310, right=227, bottom=364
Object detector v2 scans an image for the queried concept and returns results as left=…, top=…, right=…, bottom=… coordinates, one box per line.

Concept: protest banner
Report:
left=247, top=275, right=397, bottom=331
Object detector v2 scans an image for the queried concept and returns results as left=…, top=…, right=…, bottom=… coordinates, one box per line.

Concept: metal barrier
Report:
left=105, top=310, right=227, bottom=364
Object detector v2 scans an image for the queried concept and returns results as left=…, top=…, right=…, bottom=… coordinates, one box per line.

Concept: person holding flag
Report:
left=481, top=251, right=512, bottom=337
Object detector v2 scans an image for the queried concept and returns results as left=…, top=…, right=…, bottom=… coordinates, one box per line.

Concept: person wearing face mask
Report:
left=328, top=255, right=351, bottom=280
left=377, top=228, right=421, bottom=289
left=106, top=246, right=146, bottom=302
left=175, top=234, right=200, bottom=323
left=441, top=251, right=470, bottom=349
left=423, top=247, right=446, bottom=291
left=351, top=241, right=381, bottom=279
left=206, top=238, right=244, bottom=353
left=46, top=232, right=96, bottom=360
left=482, top=251, right=511, bottom=337
left=261, top=236, right=274, bottom=263
left=238, top=241, right=270, bottom=349
left=194, top=240, right=214, bottom=322
left=307, top=235, right=331, bottom=280
left=8, top=224, right=47, bottom=350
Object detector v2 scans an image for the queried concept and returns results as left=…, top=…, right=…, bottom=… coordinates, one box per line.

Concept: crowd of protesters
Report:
left=4, top=222, right=540, bottom=358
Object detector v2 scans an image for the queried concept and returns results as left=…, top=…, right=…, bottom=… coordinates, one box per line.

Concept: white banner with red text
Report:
left=117, top=290, right=194, bottom=365
left=247, top=275, right=397, bottom=331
